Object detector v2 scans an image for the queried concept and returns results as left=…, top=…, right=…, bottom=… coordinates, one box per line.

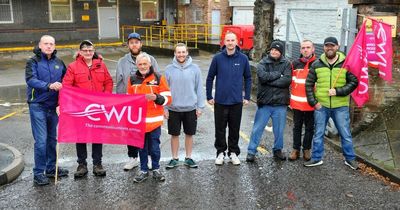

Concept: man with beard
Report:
left=304, top=37, right=359, bottom=170
left=116, top=32, right=159, bottom=171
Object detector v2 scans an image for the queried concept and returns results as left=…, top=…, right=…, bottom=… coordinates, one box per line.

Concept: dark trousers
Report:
left=76, top=143, right=103, bottom=165
left=127, top=145, right=139, bottom=158
left=139, top=127, right=161, bottom=172
left=214, top=103, right=243, bottom=157
left=292, top=109, right=314, bottom=150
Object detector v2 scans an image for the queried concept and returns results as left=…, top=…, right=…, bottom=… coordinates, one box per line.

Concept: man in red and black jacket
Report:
left=289, top=40, right=317, bottom=161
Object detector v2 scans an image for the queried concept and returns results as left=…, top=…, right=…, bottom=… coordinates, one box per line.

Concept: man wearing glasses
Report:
left=62, top=40, right=113, bottom=178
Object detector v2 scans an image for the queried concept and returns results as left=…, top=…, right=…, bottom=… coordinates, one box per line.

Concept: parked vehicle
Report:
left=220, top=25, right=255, bottom=60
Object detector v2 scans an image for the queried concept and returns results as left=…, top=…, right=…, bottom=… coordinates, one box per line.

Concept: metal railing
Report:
left=121, top=24, right=224, bottom=48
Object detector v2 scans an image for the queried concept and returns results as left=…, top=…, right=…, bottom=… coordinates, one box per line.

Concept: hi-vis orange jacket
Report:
left=290, top=55, right=316, bottom=111
left=127, top=68, right=172, bottom=132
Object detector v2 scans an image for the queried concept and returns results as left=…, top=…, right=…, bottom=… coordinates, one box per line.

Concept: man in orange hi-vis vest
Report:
left=127, top=53, right=172, bottom=183
left=288, top=40, right=316, bottom=161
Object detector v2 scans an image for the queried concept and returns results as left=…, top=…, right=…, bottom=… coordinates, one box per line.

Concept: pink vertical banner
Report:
left=371, top=18, right=393, bottom=82
left=343, top=21, right=369, bottom=107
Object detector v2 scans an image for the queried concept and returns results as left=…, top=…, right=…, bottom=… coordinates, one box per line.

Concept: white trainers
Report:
left=123, top=157, right=139, bottom=171
left=230, top=153, right=241, bottom=165
left=215, top=153, right=225, bottom=165
left=147, top=155, right=152, bottom=170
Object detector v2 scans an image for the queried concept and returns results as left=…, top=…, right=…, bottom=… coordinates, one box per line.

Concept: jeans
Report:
left=311, top=106, right=356, bottom=161
left=247, top=105, right=287, bottom=155
left=139, top=127, right=161, bottom=172
left=76, top=143, right=103, bottom=165
left=29, top=103, right=58, bottom=176
left=214, top=103, right=243, bottom=157
left=292, top=109, right=314, bottom=150
left=127, top=145, right=139, bottom=158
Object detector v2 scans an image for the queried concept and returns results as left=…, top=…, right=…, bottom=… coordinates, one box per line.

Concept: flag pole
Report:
left=55, top=142, right=59, bottom=185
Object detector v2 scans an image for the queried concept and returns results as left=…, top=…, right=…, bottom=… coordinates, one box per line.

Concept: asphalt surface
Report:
left=0, top=50, right=400, bottom=209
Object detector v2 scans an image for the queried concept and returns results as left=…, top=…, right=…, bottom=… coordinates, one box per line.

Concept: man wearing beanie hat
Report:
left=116, top=32, right=159, bottom=171
left=246, top=40, right=292, bottom=162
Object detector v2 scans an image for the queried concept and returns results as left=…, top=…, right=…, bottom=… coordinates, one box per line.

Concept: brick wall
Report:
left=177, top=0, right=231, bottom=25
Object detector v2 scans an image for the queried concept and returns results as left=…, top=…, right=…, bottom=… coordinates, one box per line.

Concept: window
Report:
left=194, top=9, right=202, bottom=23
left=49, top=0, right=73, bottom=23
left=0, top=0, right=13, bottom=23
left=140, top=0, right=159, bottom=21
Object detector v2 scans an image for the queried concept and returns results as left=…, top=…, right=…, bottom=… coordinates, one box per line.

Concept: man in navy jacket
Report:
left=206, top=32, right=252, bottom=166
left=25, top=35, right=68, bottom=185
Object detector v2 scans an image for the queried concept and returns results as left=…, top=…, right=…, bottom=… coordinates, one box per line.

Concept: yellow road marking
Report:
left=0, top=111, right=17, bottom=120
left=205, top=101, right=268, bottom=155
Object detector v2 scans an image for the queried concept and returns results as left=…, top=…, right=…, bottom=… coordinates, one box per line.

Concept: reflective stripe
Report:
left=291, top=94, right=308, bottom=102
left=31, top=88, right=35, bottom=101
left=160, top=91, right=171, bottom=96
left=146, top=115, right=164, bottom=123
left=162, top=95, right=169, bottom=106
left=292, top=77, right=306, bottom=84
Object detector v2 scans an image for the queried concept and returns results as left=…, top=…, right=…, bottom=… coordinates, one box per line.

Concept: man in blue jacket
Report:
left=25, top=35, right=68, bottom=186
left=206, top=32, right=252, bottom=166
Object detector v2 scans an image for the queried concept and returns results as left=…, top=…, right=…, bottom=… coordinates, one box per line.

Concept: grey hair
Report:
left=39, top=35, right=55, bottom=44
left=136, top=52, right=151, bottom=63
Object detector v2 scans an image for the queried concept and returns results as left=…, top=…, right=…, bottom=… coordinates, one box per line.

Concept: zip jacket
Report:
left=256, top=54, right=292, bottom=106
left=305, top=52, right=358, bottom=108
left=165, top=56, right=205, bottom=112
left=62, top=54, right=113, bottom=93
left=206, top=45, right=252, bottom=105
left=290, top=55, right=316, bottom=111
left=25, top=47, right=66, bottom=109
left=116, top=52, right=159, bottom=94
left=127, top=67, right=172, bottom=132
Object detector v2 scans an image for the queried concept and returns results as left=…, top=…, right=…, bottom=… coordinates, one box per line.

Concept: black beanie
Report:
left=270, top=40, right=285, bottom=55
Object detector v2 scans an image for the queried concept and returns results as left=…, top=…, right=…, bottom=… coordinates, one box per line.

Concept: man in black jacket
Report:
left=246, top=40, right=292, bottom=162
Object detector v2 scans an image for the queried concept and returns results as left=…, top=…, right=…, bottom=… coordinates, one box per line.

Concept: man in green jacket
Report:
left=304, top=37, right=359, bottom=170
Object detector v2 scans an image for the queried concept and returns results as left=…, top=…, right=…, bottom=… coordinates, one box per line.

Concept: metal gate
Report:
left=285, top=8, right=358, bottom=59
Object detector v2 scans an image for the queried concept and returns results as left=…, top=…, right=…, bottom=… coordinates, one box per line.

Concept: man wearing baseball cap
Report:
left=304, top=36, right=359, bottom=170
left=116, top=32, right=159, bottom=171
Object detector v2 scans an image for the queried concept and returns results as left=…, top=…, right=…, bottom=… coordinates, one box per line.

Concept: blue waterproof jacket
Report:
left=206, top=46, right=252, bottom=105
left=25, top=47, right=66, bottom=109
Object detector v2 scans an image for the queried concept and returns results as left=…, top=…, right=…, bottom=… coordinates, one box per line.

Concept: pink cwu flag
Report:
left=58, top=86, right=147, bottom=148
left=343, top=21, right=369, bottom=107
left=371, top=18, right=393, bottom=82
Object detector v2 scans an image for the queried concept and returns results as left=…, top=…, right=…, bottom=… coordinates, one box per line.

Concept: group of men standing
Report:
left=26, top=31, right=359, bottom=186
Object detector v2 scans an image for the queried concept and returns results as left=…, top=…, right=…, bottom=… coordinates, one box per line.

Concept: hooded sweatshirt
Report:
left=116, top=52, right=159, bottom=94
left=206, top=46, right=252, bottom=105
left=165, top=56, right=205, bottom=112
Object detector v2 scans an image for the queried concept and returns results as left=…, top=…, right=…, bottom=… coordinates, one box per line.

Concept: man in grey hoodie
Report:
left=116, top=32, right=159, bottom=171
left=164, top=43, right=205, bottom=169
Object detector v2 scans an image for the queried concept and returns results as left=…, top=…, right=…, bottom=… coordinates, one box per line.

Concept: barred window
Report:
left=194, top=10, right=202, bottom=23
left=49, top=0, right=73, bottom=23
left=0, top=0, right=13, bottom=23
left=140, top=0, right=159, bottom=21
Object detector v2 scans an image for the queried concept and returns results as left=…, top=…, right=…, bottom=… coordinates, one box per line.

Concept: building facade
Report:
left=0, top=0, right=177, bottom=45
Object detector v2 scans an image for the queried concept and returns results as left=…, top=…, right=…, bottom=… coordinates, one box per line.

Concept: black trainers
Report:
left=273, top=150, right=287, bottom=161
left=344, top=160, right=358, bottom=170
left=184, top=158, right=198, bottom=168
left=134, top=171, right=149, bottom=183
left=33, top=174, right=50, bottom=186
left=74, top=164, right=88, bottom=178
left=93, top=164, right=106, bottom=176
left=304, top=159, right=323, bottom=167
left=152, top=169, right=165, bottom=182
left=46, top=167, right=69, bottom=178
left=246, top=153, right=256, bottom=162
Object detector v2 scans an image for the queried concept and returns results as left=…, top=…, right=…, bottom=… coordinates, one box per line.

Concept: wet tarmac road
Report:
left=1, top=50, right=400, bottom=209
